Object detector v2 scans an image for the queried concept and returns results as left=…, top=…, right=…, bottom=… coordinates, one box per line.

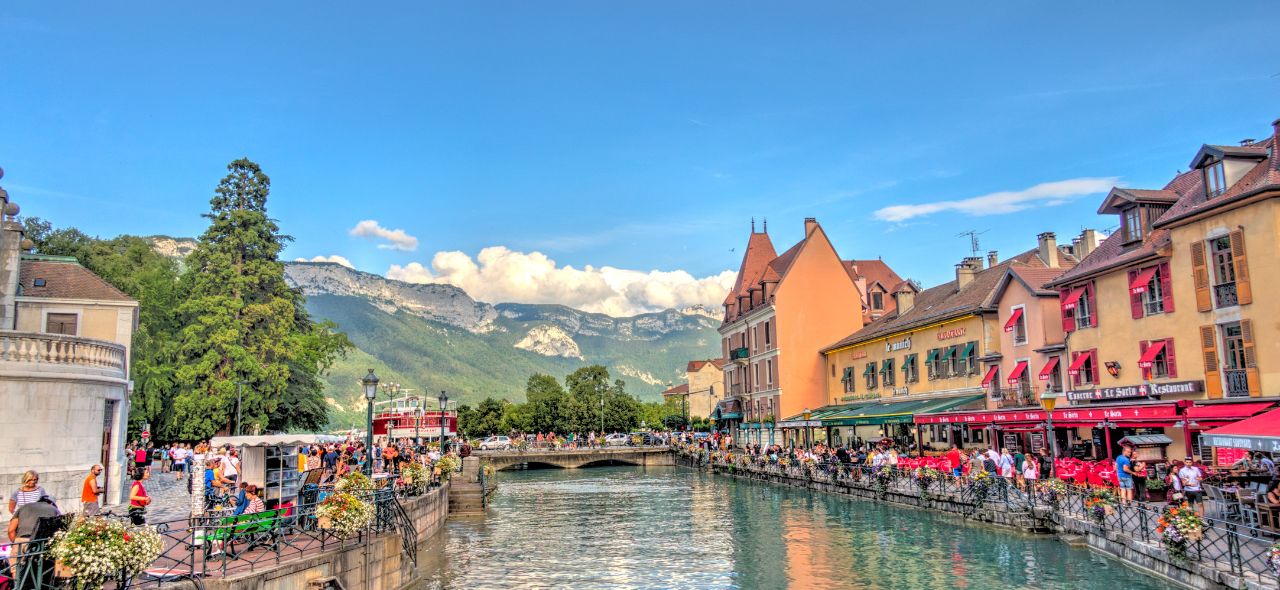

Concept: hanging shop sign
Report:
left=1066, top=380, right=1203, bottom=402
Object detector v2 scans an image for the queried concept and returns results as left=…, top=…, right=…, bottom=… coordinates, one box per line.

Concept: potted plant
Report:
left=335, top=471, right=374, bottom=493
left=1156, top=503, right=1204, bottom=561
left=50, top=516, right=163, bottom=590
left=315, top=492, right=375, bottom=537
left=435, top=455, right=461, bottom=481
left=1084, top=488, right=1116, bottom=527
left=400, top=462, right=430, bottom=495
left=1144, top=475, right=1167, bottom=502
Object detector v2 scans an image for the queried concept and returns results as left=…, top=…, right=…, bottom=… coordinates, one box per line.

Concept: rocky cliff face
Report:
left=513, top=324, right=583, bottom=359
left=284, top=262, right=500, bottom=333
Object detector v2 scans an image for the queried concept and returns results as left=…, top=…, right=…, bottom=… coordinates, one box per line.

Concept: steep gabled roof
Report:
left=687, top=359, right=727, bottom=372
left=1157, top=133, right=1280, bottom=228
left=661, top=383, right=690, bottom=395
left=723, top=231, right=777, bottom=305
left=846, top=259, right=903, bottom=294
left=1098, top=188, right=1180, bottom=214
left=823, top=247, right=1077, bottom=351
left=18, top=257, right=135, bottom=303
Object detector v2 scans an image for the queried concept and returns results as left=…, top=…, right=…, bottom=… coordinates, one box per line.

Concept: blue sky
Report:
left=3, top=2, right=1278, bottom=315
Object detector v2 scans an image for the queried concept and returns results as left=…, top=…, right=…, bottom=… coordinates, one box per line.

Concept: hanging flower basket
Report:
left=1084, top=488, right=1116, bottom=527
left=335, top=471, right=374, bottom=493
left=49, top=516, right=164, bottom=590
left=1156, top=503, right=1205, bottom=562
left=913, top=467, right=943, bottom=501
left=401, top=462, right=430, bottom=494
left=315, top=492, right=374, bottom=538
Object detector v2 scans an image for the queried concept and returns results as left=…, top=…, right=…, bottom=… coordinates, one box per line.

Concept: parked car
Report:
left=604, top=433, right=630, bottom=446
left=479, top=435, right=512, bottom=450
left=631, top=432, right=663, bottom=446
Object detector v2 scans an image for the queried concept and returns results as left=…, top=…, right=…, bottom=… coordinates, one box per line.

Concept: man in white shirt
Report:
left=221, top=451, right=240, bottom=483
left=1178, top=456, right=1204, bottom=516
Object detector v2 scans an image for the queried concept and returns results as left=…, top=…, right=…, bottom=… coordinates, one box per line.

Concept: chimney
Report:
left=1076, top=229, right=1101, bottom=259
left=987, top=250, right=999, bottom=267
left=893, top=286, right=915, bottom=314
left=956, top=262, right=976, bottom=290
left=1037, top=232, right=1058, bottom=268
left=963, top=256, right=984, bottom=271
left=804, top=217, right=818, bottom=235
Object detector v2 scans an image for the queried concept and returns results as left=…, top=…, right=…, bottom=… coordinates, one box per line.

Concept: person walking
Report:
left=7, top=471, right=48, bottom=516
left=81, top=464, right=104, bottom=515
left=1178, top=456, right=1205, bottom=516
left=1116, top=446, right=1135, bottom=503
left=128, top=468, right=151, bottom=525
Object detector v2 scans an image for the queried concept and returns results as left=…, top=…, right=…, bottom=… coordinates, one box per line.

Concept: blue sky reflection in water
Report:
left=416, top=466, right=1169, bottom=589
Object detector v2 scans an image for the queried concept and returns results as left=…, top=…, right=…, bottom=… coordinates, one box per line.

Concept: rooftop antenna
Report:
left=956, top=230, right=988, bottom=257
left=751, top=217, right=756, bottom=233
left=762, top=217, right=767, bottom=233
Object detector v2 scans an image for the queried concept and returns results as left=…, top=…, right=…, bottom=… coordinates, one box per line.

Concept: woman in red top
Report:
left=128, top=468, right=151, bottom=525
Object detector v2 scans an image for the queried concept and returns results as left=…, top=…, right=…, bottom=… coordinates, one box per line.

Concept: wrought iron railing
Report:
left=1225, top=369, right=1251, bottom=398
left=729, top=347, right=750, bottom=362
left=1215, top=282, right=1239, bottom=308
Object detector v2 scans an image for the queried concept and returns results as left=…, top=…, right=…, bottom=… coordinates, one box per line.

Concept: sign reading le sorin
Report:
left=1067, top=380, right=1203, bottom=402
left=886, top=337, right=912, bottom=353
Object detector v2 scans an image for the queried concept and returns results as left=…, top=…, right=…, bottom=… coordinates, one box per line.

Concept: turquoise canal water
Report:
left=416, top=466, right=1171, bottom=589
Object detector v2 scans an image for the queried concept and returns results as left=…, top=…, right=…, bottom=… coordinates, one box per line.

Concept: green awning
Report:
left=960, top=342, right=975, bottom=358
left=841, top=367, right=854, bottom=382
left=902, top=353, right=917, bottom=370
left=863, top=364, right=876, bottom=376
left=820, top=394, right=985, bottom=427
left=880, top=359, right=893, bottom=373
left=925, top=349, right=939, bottom=363
left=944, top=345, right=959, bottom=358
left=779, top=404, right=854, bottom=425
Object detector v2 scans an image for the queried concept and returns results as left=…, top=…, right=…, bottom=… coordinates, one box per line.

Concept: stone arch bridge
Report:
left=474, top=446, right=675, bottom=471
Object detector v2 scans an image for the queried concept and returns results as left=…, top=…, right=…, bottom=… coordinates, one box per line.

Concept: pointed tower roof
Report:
left=723, top=230, right=777, bottom=305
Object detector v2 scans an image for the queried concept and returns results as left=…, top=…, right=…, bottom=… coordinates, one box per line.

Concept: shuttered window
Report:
left=45, top=313, right=77, bottom=335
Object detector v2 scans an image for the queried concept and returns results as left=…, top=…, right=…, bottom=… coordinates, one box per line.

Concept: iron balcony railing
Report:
left=1215, top=282, right=1238, bottom=308
left=729, top=347, right=750, bottom=362
left=1224, top=369, right=1251, bottom=397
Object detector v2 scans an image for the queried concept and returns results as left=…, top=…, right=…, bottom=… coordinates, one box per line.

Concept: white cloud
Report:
left=294, top=255, right=353, bottom=268
left=873, top=177, right=1120, bottom=223
left=349, top=220, right=418, bottom=251
left=387, top=246, right=736, bottom=317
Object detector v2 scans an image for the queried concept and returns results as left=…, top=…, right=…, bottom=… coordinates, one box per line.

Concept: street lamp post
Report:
left=438, top=391, right=449, bottom=452
left=413, top=398, right=421, bottom=443
left=362, top=369, right=380, bottom=475
left=234, top=380, right=248, bottom=436
left=803, top=407, right=812, bottom=449
left=599, top=383, right=605, bottom=434
left=1039, top=387, right=1060, bottom=479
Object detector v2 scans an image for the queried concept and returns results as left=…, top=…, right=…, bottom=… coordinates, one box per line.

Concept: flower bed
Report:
left=335, top=471, right=374, bottom=493
left=50, top=516, right=164, bottom=590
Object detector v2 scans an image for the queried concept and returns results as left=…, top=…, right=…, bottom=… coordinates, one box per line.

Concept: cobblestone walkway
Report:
left=105, top=469, right=197, bottom=523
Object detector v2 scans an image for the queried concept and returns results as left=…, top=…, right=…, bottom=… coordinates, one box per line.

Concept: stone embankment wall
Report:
left=205, top=483, right=449, bottom=590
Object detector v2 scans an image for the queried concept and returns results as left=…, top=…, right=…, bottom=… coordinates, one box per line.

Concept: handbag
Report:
left=128, top=506, right=147, bottom=525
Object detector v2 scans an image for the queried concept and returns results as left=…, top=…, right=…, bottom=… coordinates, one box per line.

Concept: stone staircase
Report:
left=448, top=456, right=486, bottom=516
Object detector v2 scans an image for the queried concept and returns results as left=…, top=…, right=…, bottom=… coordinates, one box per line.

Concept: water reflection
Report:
left=415, top=466, right=1168, bottom=590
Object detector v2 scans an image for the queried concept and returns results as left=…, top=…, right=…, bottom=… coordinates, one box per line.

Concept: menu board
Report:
left=1216, top=447, right=1249, bottom=467
left=1029, top=432, right=1045, bottom=454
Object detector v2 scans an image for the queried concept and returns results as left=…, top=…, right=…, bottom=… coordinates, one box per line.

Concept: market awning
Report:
left=780, top=404, right=869, bottom=428
left=1200, top=409, right=1280, bottom=453
left=1138, top=341, right=1166, bottom=368
left=1129, top=267, right=1158, bottom=295
left=1038, top=356, right=1060, bottom=381
left=821, top=394, right=984, bottom=427
left=980, top=365, right=999, bottom=388
left=916, top=400, right=1180, bottom=426
left=1068, top=352, right=1090, bottom=375
left=211, top=434, right=344, bottom=448
left=1003, top=308, right=1024, bottom=332
left=1185, top=401, right=1275, bottom=421
left=1006, top=361, right=1029, bottom=385
left=1061, top=287, right=1085, bottom=310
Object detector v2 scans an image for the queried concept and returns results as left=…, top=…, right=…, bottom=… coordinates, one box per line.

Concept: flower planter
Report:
left=318, top=516, right=333, bottom=529
left=54, top=560, right=76, bottom=578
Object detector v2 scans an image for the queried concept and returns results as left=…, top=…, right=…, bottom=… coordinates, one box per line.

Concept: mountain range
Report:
left=150, top=238, right=724, bottom=429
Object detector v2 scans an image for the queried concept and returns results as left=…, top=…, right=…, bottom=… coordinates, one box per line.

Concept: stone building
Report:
left=662, top=359, right=727, bottom=419
left=0, top=172, right=136, bottom=520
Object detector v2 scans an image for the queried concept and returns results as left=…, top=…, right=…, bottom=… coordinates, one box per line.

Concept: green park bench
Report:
left=204, top=509, right=284, bottom=558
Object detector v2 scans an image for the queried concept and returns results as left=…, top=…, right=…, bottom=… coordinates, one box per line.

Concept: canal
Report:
left=416, top=466, right=1171, bottom=589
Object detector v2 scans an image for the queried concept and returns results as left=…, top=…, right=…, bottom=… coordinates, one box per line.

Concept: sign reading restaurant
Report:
left=936, top=327, right=966, bottom=341
left=1066, top=380, right=1203, bottom=402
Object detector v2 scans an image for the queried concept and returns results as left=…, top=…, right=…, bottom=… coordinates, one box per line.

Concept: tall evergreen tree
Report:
left=171, top=158, right=299, bottom=438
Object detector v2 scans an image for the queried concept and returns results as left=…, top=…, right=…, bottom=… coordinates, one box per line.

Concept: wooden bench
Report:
left=204, top=509, right=283, bottom=558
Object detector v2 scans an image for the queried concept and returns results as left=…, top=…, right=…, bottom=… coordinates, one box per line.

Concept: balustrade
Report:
left=0, top=331, right=126, bottom=372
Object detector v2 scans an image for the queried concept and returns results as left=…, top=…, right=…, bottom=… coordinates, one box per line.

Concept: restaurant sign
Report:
left=937, top=327, right=967, bottom=341
left=886, top=337, right=912, bottom=353
left=915, top=403, right=1181, bottom=425
left=1066, top=380, right=1203, bottom=402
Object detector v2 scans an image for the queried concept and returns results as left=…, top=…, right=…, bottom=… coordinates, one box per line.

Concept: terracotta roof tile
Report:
left=1157, top=135, right=1280, bottom=227
left=662, top=383, right=690, bottom=395
left=847, top=259, right=903, bottom=293
left=723, top=232, right=777, bottom=306
left=19, top=258, right=135, bottom=303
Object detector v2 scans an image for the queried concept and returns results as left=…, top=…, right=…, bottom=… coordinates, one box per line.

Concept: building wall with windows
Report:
left=989, top=268, right=1071, bottom=410
left=1164, top=197, right=1278, bottom=400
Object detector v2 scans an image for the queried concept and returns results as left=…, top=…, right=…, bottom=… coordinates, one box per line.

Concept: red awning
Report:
left=1061, top=287, right=1085, bottom=310
left=1129, top=267, right=1158, bottom=295
left=1068, top=352, right=1090, bottom=376
left=1003, top=308, right=1024, bottom=333
left=1138, top=341, right=1166, bottom=368
left=980, top=365, right=999, bottom=388
left=1006, top=361, right=1029, bottom=385
left=1200, top=409, right=1280, bottom=452
left=1186, top=402, right=1275, bottom=421
left=1038, top=356, right=1060, bottom=381
left=915, top=401, right=1180, bottom=426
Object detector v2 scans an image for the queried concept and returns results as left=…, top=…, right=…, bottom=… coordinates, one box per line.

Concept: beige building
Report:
left=662, top=359, right=727, bottom=419
left=0, top=176, right=137, bottom=521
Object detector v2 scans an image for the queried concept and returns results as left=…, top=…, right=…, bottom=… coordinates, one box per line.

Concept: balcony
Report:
left=1214, top=282, right=1238, bottom=308
left=1224, top=369, right=1250, bottom=398
left=729, top=347, right=750, bottom=364
left=0, top=331, right=127, bottom=380
left=729, top=383, right=744, bottom=396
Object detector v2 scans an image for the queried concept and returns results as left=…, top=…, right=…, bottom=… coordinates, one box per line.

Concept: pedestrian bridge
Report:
left=473, top=446, right=675, bottom=471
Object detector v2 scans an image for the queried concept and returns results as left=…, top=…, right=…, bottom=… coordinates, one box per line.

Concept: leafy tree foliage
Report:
left=460, top=366, right=657, bottom=436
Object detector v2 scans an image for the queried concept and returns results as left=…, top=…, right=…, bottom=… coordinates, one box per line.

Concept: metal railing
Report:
left=1215, top=282, right=1239, bottom=308
left=1225, top=369, right=1251, bottom=398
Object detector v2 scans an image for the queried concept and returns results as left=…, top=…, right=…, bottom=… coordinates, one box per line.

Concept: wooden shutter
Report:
left=1191, top=241, right=1211, bottom=311
left=1129, top=270, right=1145, bottom=319
left=1200, top=325, right=1222, bottom=399
left=1241, top=319, right=1261, bottom=397
left=1159, top=262, right=1174, bottom=313
left=1166, top=338, right=1177, bottom=378
left=1139, top=340, right=1150, bottom=381
left=1071, top=351, right=1081, bottom=387
left=1060, top=288, right=1076, bottom=334
left=1229, top=229, right=1252, bottom=305
left=1086, top=284, right=1098, bottom=327
left=1090, top=349, right=1100, bottom=385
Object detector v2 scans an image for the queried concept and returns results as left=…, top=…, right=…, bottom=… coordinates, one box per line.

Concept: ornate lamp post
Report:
left=362, top=369, right=380, bottom=474
left=438, top=391, right=449, bottom=452
left=1039, top=387, right=1060, bottom=478
left=803, top=407, right=812, bottom=449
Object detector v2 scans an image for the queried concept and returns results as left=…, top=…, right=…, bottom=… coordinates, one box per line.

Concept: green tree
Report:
left=170, top=158, right=306, bottom=438
left=469, top=397, right=507, bottom=437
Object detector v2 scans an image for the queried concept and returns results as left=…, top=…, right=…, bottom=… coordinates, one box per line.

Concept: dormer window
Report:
left=1203, top=160, right=1227, bottom=197
left=871, top=291, right=883, bottom=310
left=1123, top=207, right=1143, bottom=243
